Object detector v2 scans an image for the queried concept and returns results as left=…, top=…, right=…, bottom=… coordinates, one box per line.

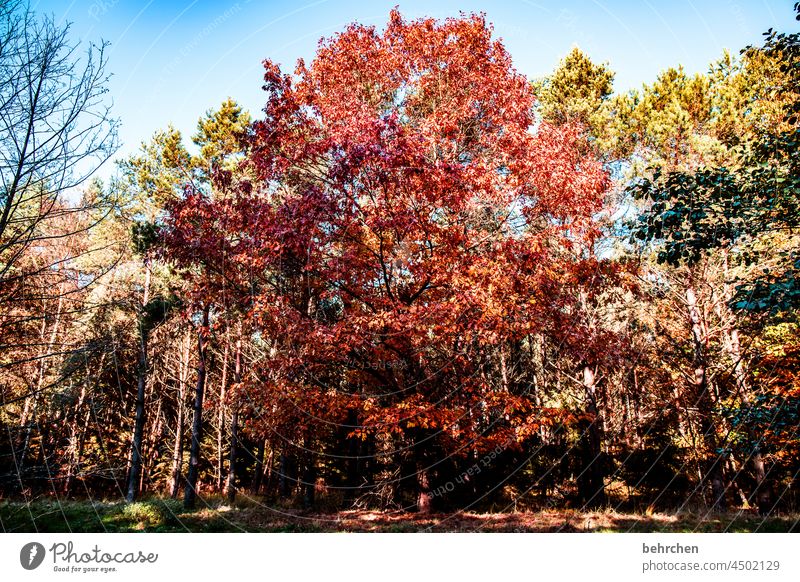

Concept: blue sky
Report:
left=32, top=0, right=799, bottom=178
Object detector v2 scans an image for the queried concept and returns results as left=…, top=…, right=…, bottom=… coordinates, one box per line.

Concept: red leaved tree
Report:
left=161, top=10, right=610, bottom=511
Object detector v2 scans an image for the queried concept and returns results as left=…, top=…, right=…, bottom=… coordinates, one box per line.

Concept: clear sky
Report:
left=32, top=0, right=800, bottom=178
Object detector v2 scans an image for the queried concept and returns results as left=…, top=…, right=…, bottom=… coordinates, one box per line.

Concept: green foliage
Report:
left=192, top=97, right=251, bottom=173
left=140, top=294, right=182, bottom=333
left=117, top=125, right=192, bottom=213
left=629, top=168, right=739, bottom=265
left=630, top=5, right=800, bottom=311
left=613, top=66, right=735, bottom=172
left=733, top=256, right=800, bottom=313
left=131, top=221, right=159, bottom=256
left=534, top=47, right=614, bottom=137
left=723, top=393, right=800, bottom=455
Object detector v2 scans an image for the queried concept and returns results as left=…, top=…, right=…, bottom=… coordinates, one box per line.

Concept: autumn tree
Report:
left=110, top=127, right=190, bottom=502
left=3, top=3, right=800, bottom=520
left=629, top=7, right=800, bottom=512
left=161, top=10, right=611, bottom=512
left=0, top=1, right=118, bottom=497
left=147, top=99, right=251, bottom=509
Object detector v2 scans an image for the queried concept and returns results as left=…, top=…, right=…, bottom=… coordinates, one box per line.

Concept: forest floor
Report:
left=1, top=498, right=798, bottom=533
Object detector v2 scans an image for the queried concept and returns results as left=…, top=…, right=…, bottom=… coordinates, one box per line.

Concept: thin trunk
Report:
left=416, top=464, right=432, bottom=514
left=415, top=432, right=433, bottom=514
left=19, top=280, right=65, bottom=475
left=127, top=262, right=151, bottom=503
left=728, top=458, right=750, bottom=507
left=140, top=391, right=163, bottom=494
left=226, top=338, right=242, bottom=504
left=63, top=356, right=102, bottom=495
left=719, top=252, right=769, bottom=511
left=633, top=367, right=643, bottom=449
left=251, top=440, right=266, bottom=494
left=169, top=397, right=185, bottom=499
left=344, top=408, right=360, bottom=499
left=499, top=346, right=509, bottom=392
left=226, top=410, right=238, bottom=504
left=72, top=409, right=91, bottom=493
left=302, top=447, right=316, bottom=509
left=126, top=334, right=148, bottom=502
left=725, top=327, right=770, bottom=512
left=622, top=386, right=631, bottom=448
left=531, top=335, right=545, bottom=443
left=263, top=446, right=275, bottom=494
left=170, top=330, right=190, bottom=498
left=686, top=286, right=726, bottom=510
left=184, top=305, right=210, bottom=510
left=216, top=336, right=230, bottom=492
left=278, top=448, right=292, bottom=499
left=579, top=365, right=606, bottom=508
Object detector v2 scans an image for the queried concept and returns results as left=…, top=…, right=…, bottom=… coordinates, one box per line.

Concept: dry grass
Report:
left=2, top=499, right=797, bottom=533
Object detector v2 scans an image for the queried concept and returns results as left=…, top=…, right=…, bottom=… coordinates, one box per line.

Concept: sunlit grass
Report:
left=1, top=498, right=797, bottom=533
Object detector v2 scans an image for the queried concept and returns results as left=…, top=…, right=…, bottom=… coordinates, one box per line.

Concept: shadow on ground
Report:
left=1, top=499, right=797, bottom=533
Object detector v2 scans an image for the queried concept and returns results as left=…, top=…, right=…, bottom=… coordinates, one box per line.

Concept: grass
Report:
left=1, top=497, right=798, bottom=533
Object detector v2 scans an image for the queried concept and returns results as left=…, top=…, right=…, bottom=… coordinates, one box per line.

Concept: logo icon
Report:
left=20, top=542, right=46, bottom=570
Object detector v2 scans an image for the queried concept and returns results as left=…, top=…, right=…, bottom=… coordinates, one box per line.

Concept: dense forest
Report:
left=1, top=2, right=799, bottom=522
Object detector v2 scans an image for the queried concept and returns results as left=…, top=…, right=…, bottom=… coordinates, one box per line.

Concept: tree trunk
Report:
left=225, top=337, right=242, bottom=504
left=579, top=365, right=607, bottom=508
left=251, top=439, right=266, bottom=494
left=416, top=465, right=432, bottom=514
left=170, top=330, right=190, bottom=498
left=216, top=336, right=229, bottom=492
left=343, top=408, right=361, bottom=500
left=184, top=305, right=210, bottom=510
left=127, top=263, right=151, bottom=503
left=302, top=443, right=316, bottom=509
left=140, top=390, right=163, bottom=494
left=725, top=327, right=770, bottom=512
left=226, top=410, right=238, bottom=504
left=19, top=281, right=65, bottom=476
left=126, top=330, right=148, bottom=503
left=169, top=398, right=185, bottom=499
left=414, top=432, right=434, bottom=514
left=718, top=252, right=769, bottom=511
left=278, top=448, right=293, bottom=499
left=263, top=447, right=275, bottom=494
left=686, top=286, right=726, bottom=510
left=63, top=355, right=100, bottom=496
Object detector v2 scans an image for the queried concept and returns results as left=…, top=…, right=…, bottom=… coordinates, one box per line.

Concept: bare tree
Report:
left=0, top=1, right=118, bottom=496
left=0, top=1, right=118, bottom=280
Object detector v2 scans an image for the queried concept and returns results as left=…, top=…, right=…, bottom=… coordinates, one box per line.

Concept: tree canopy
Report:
left=1, top=4, right=799, bottom=522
